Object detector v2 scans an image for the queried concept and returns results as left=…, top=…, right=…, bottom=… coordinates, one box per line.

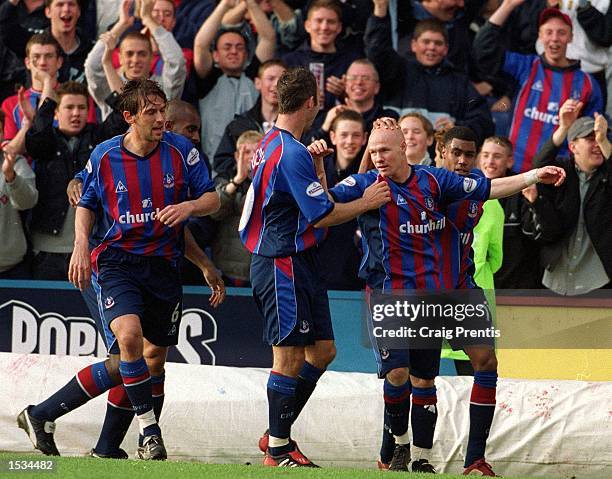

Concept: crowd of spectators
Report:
left=1, top=0, right=611, bottom=296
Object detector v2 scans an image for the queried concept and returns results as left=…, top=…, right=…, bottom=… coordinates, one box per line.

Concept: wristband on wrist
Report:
left=524, top=169, right=539, bottom=186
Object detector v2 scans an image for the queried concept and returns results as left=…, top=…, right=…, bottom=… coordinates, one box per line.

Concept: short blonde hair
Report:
left=237, top=130, right=263, bottom=147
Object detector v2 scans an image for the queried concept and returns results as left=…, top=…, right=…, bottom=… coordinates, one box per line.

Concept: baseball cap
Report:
left=539, top=7, right=573, bottom=29
left=567, top=117, right=595, bottom=142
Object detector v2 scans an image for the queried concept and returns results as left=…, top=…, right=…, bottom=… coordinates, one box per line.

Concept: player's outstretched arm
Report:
left=315, top=180, right=391, bottom=228
left=158, top=191, right=221, bottom=227
left=68, top=207, right=96, bottom=291
left=184, top=226, right=226, bottom=308
left=489, top=166, right=566, bottom=199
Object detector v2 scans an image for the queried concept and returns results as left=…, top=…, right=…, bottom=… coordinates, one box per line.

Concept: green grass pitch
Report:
left=0, top=452, right=545, bottom=479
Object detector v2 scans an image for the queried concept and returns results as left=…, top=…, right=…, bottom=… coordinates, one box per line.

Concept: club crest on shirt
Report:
left=424, top=196, right=434, bottom=210
left=420, top=211, right=427, bottom=221
left=299, top=320, right=310, bottom=334
left=380, top=348, right=390, bottom=360
left=163, top=173, right=174, bottom=188
left=187, top=148, right=200, bottom=166
left=115, top=181, right=128, bottom=193
left=467, top=201, right=479, bottom=218
left=104, top=296, right=114, bottom=309
left=142, top=197, right=152, bottom=209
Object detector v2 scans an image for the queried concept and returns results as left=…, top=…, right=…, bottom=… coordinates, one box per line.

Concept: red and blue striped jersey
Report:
left=445, top=200, right=484, bottom=289
left=239, top=127, right=334, bottom=258
left=329, top=166, right=491, bottom=291
left=78, top=131, right=214, bottom=264
left=504, top=53, right=602, bottom=173
left=1, top=88, right=98, bottom=141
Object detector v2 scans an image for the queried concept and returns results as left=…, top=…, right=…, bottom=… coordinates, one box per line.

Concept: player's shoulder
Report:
left=90, top=134, right=122, bottom=163
left=161, top=131, right=200, bottom=163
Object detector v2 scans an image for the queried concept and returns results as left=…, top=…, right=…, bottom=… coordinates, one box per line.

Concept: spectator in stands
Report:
left=576, top=1, right=612, bottom=117
left=214, top=59, right=286, bottom=178
left=365, top=13, right=494, bottom=143
left=479, top=135, right=543, bottom=289
left=318, top=109, right=366, bottom=290
left=0, top=42, right=26, bottom=103
left=311, top=59, right=397, bottom=143
left=85, top=0, right=185, bottom=119
left=283, top=0, right=362, bottom=124
left=220, top=0, right=306, bottom=57
left=193, top=0, right=275, bottom=160
left=211, top=130, right=261, bottom=285
left=370, top=0, right=485, bottom=74
left=25, top=80, right=126, bottom=280
left=0, top=0, right=94, bottom=83
left=473, top=3, right=603, bottom=173
left=529, top=99, right=612, bottom=295
left=399, top=112, right=434, bottom=166
left=0, top=0, right=49, bottom=60
left=0, top=148, right=38, bottom=279
left=2, top=33, right=96, bottom=154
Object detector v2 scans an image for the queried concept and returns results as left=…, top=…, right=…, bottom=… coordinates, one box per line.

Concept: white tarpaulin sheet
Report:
left=1, top=353, right=610, bottom=477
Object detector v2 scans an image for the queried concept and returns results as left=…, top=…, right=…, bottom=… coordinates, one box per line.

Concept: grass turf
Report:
left=0, top=452, right=544, bottom=479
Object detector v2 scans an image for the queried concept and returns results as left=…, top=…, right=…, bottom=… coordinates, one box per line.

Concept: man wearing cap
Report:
left=193, top=0, right=276, bottom=160
left=526, top=98, right=612, bottom=295
left=473, top=1, right=603, bottom=174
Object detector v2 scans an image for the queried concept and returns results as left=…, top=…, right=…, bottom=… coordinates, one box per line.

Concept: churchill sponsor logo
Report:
left=524, top=107, right=559, bottom=125
left=400, top=216, right=446, bottom=234
left=119, top=207, right=163, bottom=224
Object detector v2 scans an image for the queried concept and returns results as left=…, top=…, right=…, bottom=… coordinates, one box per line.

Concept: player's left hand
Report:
left=307, top=139, right=333, bottom=161
left=536, top=166, right=566, bottom=186
left=202, top=267, right=226, bottom=308
left=158, top=202, right=194, bottom=227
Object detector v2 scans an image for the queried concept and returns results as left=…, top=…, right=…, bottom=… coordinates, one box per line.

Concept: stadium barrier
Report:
left=1, top=352, right=610, bottom=477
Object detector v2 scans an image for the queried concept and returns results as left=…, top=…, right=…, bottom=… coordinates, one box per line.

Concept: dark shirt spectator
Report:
left=25, top=81, right=126, bottom=279
left=529, top=102, right=612, bottom=295
left=366, top=15, right=494, bottom=143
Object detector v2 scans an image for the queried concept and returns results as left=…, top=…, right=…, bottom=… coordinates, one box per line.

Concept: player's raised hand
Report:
left=202, top=267, right=226, bottom=308
left=362, top=179, right=391, bottom=209
left=373, top=117, right=399, bottom=131
left=158, top=202, right=195, bottom=227
left=67, top=179, right=83, bottom=207
left=68, top=243, right=92, bottom=291
left=536, top=166, right=566, bottom=186
left=307, top=139, right=334, bottom=161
